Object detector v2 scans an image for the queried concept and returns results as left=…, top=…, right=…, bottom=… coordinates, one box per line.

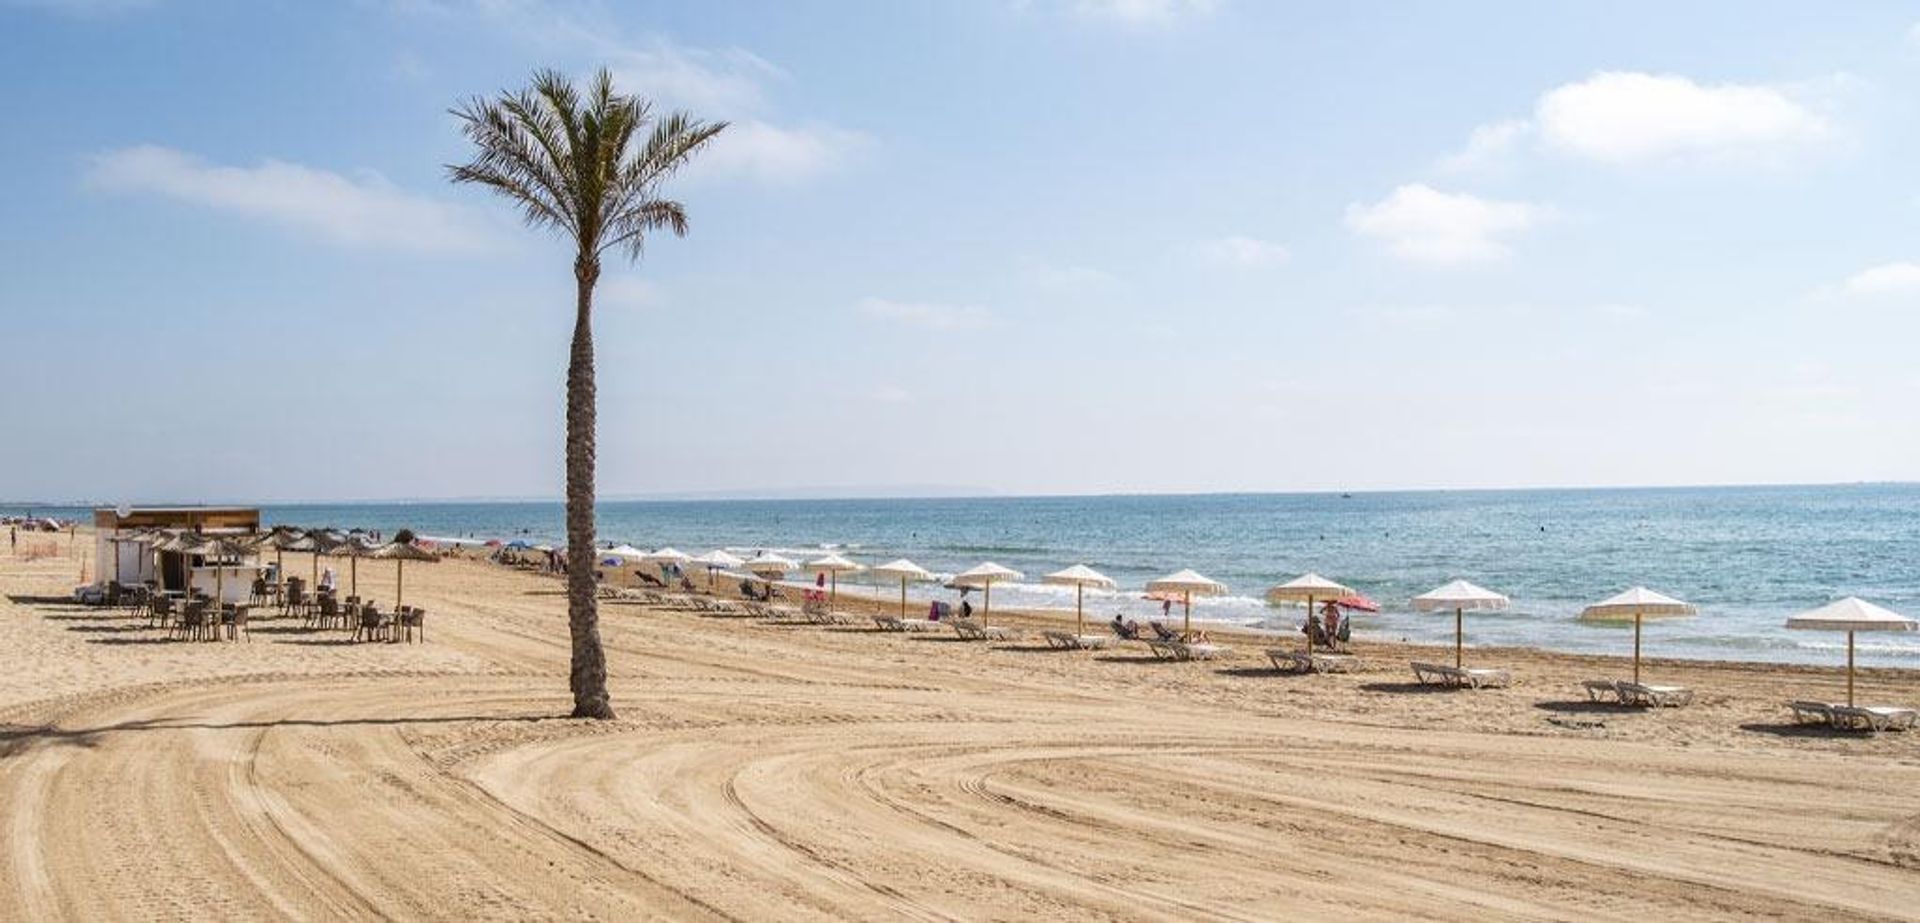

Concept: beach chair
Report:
left=951, top=619, right=1012, bottom=642
left=1410, top=662, right=1511, bottom=689
left=873, top=615, right=905, bottom=631
left=172, top=601, right=208, bottom=642
left=1829, top=705, right=1917, bottom=732
left=396, top=606, right=425, bottom=643
left=148, top=593, right=175, bottom=630
left=1147, top=640, right=1227, bottom=661
left=1615, top=681, right=1693, bottom=708
left=1042, top=630, right=1114, bottom=650
left=221, top=604, right=250, bottom=642
left=1581, top=679, right=1621, bottom=702
left=1787, top=701, right=1836, bottom=726
left=1267, top=649, right=1356, bottom=673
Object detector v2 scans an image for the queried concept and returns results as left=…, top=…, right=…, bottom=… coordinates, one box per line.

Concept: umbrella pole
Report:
left=1306, top=595, right=1315, bottom=655
left=900, top=577, right=908, bottom=619
left=351, top=556, right=358, bottom=597
left=1633, top=611, right=1643, bottom=684
left=1076, top=583, right=1084, bottom=638
left=830, top=572, right=838, bottom=614
left=984, top=582, right=992, bottom=627
left=1847, top=630, right=1855, bottom=708
left=1184, top=591, right=1192, bottom=637
left=1455, top=606, right=1464, bottom=670
left=397, top=560, right=404, bottom=611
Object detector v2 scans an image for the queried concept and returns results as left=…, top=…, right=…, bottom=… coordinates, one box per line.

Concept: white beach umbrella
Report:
left=1580, top=586, right=1696, bottom=684
left=1146, top=568, right=1226, bottom=636
left=368, top=541, right=436, bottom=613
left=806, top=553, right=864, bottom=609
left=1266, top=573, right=1355, bottom=655
left=953, top=562, right=1025, bottom=626
left=872, top=559, right=934, bottom=619
left=642, top=547, right=691, bottom=565
left=1412, top=579, right=1511, bottom=670
left=742, top=552, right=798, bottom=576
left=606, top=544, right=647, bottom=560
left=691, top=549, right=744, bottom=589
left=1784, top=597, right=1918, bottom=707
left=1043, top=565, right=1115, bottom=639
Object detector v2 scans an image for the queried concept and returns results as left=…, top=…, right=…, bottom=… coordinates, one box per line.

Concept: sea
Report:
left=12, top=484, right=1920, bottom=668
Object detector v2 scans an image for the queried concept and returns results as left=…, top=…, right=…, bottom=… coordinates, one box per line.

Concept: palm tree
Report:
left=449, top=69, right=725, bottom=719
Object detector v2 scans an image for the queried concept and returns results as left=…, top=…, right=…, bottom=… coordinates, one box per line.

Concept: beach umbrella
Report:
left=953, top=562, right=1025, bottom=626
left=368, top=541, right=437, bottom=613
left=642, top=547, right=691, bottom=581
left=742, top=551, right=797, bottom=575
left=182, top=536, right=249, bottom=610
left=1412, top=579, right=1510, bottom=670
left=1266, top=573, right=1356, bottom=655
left=691, top=549, right=744, bottom=589
left=1785, top=597, right=1918, bottom=707
left=1043, top=564, right=1115, bottom=639
left=1146, top=568, right=1226, bottom=637
left=606, top=543, right=647, bottom=561
left=872, top=559, right=934, bottom=619
left=806, top=553, right=864, bottom=610
left=1580, top=586, right=1696, bottom=684
left=331, top=536, right=375, bottom=597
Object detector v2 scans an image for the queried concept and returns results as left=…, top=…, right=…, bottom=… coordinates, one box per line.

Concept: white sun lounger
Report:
left=1829, top=705, right=1917, bottom=732
left=951, top=619, right=1012, bottom=642
left=1615, top=681, right=1694, bottom=708
left=1147, top=640, right=1227, bottom=661
left=1042, top=631, right=1114, bottom=650
left=1787, top=700, right=1835, bottom=725
left=1410, top=661, right=1511, bottom=689
left=1267, top=649, right=1357, bottom=673
left=873, top=615, right=906, bottom=631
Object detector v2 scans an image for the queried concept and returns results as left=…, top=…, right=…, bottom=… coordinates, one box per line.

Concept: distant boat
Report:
left=1340, top=493, right=1352, bottom=499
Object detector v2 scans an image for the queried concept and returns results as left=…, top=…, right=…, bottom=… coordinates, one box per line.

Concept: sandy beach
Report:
left=3, top=535, right=1918, bottom=921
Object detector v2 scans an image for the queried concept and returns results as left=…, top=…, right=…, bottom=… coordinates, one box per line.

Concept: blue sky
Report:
left=4, top=0, right=1919, bottom=502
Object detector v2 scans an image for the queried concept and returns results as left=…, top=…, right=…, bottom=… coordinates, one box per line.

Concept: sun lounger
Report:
left=951, top=619, right=1012, bottom=641
left=873, top=615, right=905, bottom=631
left=1615, top=681, right=1694, bottom=708
left=1787, top=700, right=1835, bottom=725
left=1042, top=630, right=1114, bottom=650
left=1829, top=705, right=1918, bottom=732
left=1147, top=640, right=1227, bottom=661
left=1410, top=661, right=1511, bottom=689
left=1581, top=679, right=1621, bottom=702
left=1267, top=649, right=1356, bottom=673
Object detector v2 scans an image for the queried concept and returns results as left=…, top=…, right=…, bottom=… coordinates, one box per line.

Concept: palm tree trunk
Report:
left=566, top=255, right=614, bottom=719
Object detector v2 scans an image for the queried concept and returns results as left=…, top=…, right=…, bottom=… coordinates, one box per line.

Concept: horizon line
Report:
left=4, top=477, right=1915, bottom=510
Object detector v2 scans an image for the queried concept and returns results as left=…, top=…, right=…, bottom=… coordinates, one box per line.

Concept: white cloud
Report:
left=1071, top=0, right=1218, bottom=25
left=1444, top=72, right=1832, bottom=171
left=1537, top=72, right=1828, bottom=164
left=857, top=297, right=993, bottom=332
left=1594, top=302, right=1649, bottom=320
left=85, top=145, right=498, bottom=253
left=1843, top=261, right=1920, bottom=296
left=1436, top=119, right=1531, bottom=173
left=604, top=41, right=781, bottom=113
left=871, top=385, right=914, bottom=405
left=1344, top=184, right=1545, bottom=266
left=690, top=119, right=866, bottom=184
left=1909, top=22, right=1920, bottom=48
left=1194, top=235, right=1290, bottom=268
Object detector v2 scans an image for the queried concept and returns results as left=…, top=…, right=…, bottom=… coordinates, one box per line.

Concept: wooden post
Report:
left=983, top=581, right=992, bottom=627
left=1455, top=606, right=1464, bottom=669
left=899, top=576, right=908, bottom=619
left=1076, top=583, right=1084, bottom=637
left=1306, top=595, right=1316, bottom=655
left=1183, top=591, right=1192, bottom=636
left=1633, top=612, right=1643, bottom=685
left=397, top=560, right=405, bottom=611
left=1847, top=630, right=1855, bottom=708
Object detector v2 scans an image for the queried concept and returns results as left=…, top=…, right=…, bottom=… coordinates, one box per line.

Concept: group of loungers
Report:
left=605, top=585, right=1916, bottom=734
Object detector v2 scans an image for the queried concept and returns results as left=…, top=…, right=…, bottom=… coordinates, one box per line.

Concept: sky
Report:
left=3, top=0, right=1920, bottom=503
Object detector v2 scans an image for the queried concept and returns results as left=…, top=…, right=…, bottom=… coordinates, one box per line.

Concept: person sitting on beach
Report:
left=1110, top=615, right=1143, bottom=640
left=1182, top=628, right=1212, bottom=643
left=1302, top=612, right=1332, bottom=649
left=1149, top=620, right=1179, bottom=642
left=959, top=599, right=974, bottom=621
